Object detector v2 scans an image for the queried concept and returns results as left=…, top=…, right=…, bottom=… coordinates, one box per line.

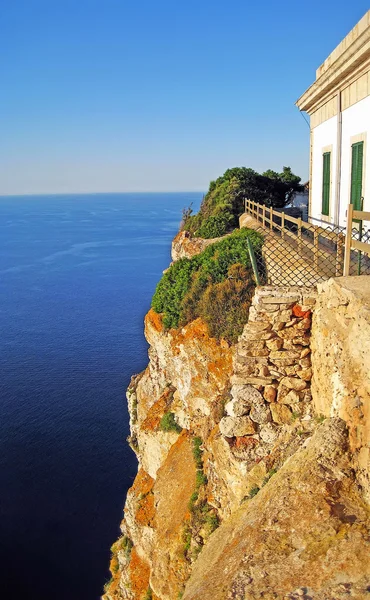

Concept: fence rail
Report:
left=343, top=204, right=370, bottom=276
left=244, top=199, right=370, bottom=285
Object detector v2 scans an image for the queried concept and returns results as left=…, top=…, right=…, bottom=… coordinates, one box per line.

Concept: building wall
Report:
left=311, top=95, right=370, bottom=227
left=311, top=115, right=338, bottom=223
left=339, top=95, right=370, bottom=225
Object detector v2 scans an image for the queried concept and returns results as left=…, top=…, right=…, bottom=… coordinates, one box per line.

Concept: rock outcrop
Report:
left=103, top=249, right=370, bottom=599
left=171, top=231, right=225, bottom=261
left=311, top=276, right=370, bottom=501
left=183, top=418, right=370, bottom=600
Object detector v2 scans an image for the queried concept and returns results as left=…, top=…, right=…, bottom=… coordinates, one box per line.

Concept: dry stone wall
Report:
left=219, top=287, right=316, bottom=445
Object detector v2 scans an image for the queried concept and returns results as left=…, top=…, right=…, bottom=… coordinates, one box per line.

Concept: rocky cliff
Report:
left=103, top=240, right=370, bottom=600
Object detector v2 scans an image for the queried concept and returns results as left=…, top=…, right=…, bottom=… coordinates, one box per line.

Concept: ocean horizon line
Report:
left=0, top=190, right=205, bottom=199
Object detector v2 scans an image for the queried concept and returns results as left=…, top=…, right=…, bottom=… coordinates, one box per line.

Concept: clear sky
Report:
left=1, top=1, right=369, bottom=195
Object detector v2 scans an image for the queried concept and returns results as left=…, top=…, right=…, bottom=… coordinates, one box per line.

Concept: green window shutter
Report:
left=350, top=141, right=364, bottom=211
left=322, top=152, right=331, bottom=216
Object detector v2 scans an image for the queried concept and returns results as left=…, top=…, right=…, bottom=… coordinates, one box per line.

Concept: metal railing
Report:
left=344, top=204, right=370, bottom=276
left=243, top=199, right=370, bottom=285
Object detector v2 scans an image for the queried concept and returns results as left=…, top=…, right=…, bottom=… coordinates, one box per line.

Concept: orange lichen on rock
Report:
left=207, top=354, right=233, bottom=379
left=128, top=548, right=151, bottom=599
left=149, top=431, right=197, bottom=598
left=131, top=468, right=155, bottom=499
left=234, top=436, right=259, bottom=449
left=292, top=304, right=311, bottom=318
left=145, top=308, right=164, bottom=333
left=135, top=491, right=155, bottom=527
left=172, top=317, right=209, bottom=344
left=141, top=388, right=173, bottom=432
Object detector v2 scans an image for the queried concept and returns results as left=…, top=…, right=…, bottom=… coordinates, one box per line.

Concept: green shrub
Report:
left=197, top=264, right=255, bottom=343
left=262, top=468, right=277, bottom=486
left=151, top=257, right=199, bottom=329
left=194, top=212, right=235, bottom=238
left=315, top=414, right=326, bottom=424
left=151, top=228, right=264, bottom=338
left=195, top=469, right=207, bottom=489
left=182, top=525, right=192, bottom=554
left=205, top=511, right=219, bottom=532
left=192, top=437, right=203, bottom=469
left=159, top=412, right=182, bottom=433
left=188, top=491, right=199, bottom=512
left=248, top=485, right=260, bottom=498
left=103, top=577, right=113, bottom=593
left=120, top=535, right=133, bottom=558
left=144, top=587, right=153, bottom=600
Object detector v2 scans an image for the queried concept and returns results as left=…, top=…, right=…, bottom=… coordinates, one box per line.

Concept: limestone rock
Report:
left=278, top=388, right=301, bottom=405
left=270, top=350, right=301, bottom=360
left=270, top=403, right=292, bottom=424
left=259, top=422, right=278, bottom=444
left=296, top=317, right=311, bottom=329
left=183, top=420, right=370, bottom=600
left=219, top=416, right=256, bottom=437
left=171, top=230, right=224, bottom=261
left=224, top=398, right=251, bottom=418
left=263, top=385, right=277, bottom=403
left=266, top=337, right=283, bottom=351
left=280, top=376, right=307, bottom=391
left=250, top=402, right=271, bottom=424
left=297, top=367, right=313, bottom=381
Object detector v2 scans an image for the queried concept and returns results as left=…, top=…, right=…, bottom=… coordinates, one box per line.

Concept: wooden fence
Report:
left=244, top=199, right=345, bottom=277
left=343, top=204, right=370, bottom=276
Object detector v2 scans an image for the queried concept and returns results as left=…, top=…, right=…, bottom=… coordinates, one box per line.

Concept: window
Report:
left=322, top=152, right=331, bottom=216
left=350, top=141, right=364, bottom=210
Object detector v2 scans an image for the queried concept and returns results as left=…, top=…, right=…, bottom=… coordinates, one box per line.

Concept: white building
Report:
left=296, top=11, right=370, bottom=229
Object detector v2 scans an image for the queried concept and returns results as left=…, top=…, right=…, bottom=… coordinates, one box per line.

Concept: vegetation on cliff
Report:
left=151, top=228, right=263, bottom=341
left=182, top=166, right=302, bottom=238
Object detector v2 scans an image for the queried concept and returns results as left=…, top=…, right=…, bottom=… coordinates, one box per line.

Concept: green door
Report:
left=322, top=152, right=331, bottom=216
left=350, top=141, right=364, bottom=210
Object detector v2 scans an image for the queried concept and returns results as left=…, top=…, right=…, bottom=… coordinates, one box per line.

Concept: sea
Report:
left=0, top=192, right=202, bottom=600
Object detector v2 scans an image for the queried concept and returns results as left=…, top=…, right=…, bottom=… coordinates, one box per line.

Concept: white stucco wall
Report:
left=311, top=116, right=338, bottom=224
left=339, top=96, right=370, bottom=226
left=311, top=95, right=370, bottom=228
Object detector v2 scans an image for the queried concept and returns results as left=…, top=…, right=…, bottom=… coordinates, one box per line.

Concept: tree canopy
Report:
left=183, top=166, right=303, bottom=238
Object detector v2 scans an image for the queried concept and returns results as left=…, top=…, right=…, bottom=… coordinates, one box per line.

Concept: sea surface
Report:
left=0, top=192, right=202, bottom=600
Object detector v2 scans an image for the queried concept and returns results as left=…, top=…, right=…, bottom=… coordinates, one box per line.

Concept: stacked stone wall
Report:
left=219, top=287, right=316, bottom=442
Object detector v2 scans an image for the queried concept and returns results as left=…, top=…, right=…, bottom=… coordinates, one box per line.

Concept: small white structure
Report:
left=297, top=11, right=370, bottom=228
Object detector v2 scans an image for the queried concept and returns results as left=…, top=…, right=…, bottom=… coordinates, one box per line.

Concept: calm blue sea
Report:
left=0, top=192, right=202, bottom=600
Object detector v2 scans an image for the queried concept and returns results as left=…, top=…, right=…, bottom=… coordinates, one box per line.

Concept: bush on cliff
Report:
left=194, top=212, right=236, bottom=239
left=151, top=228, right=263, bottom=341
left=159, top=412, right=182, bottom=433
left=182, top=166, right=302, bottom=238
left=198, top=264, right=255, bottom=343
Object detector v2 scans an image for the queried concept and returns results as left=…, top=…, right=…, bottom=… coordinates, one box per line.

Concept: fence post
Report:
left=335, top=232, right=345, bottom=277
left=262, top=204, right=266, bottom=228
left=281, top=212, right=285, bottom=240
left=297, top=217, right=302, bottom=255
left=314, top=230, right=319, bottom=272
left=343, top=203, right=354, bottom=276
left=357, top=197, right=364, bottom=276
left=247, top=237, right=261, bottom=285
left=270, top=206, right=273, bottom=231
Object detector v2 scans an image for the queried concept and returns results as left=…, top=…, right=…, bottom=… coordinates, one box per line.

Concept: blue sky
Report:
left=1, top=0, right=369, bottom=195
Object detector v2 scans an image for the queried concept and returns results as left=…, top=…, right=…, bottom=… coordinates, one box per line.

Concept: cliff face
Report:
left=103, top=251, right=370, bottom=600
